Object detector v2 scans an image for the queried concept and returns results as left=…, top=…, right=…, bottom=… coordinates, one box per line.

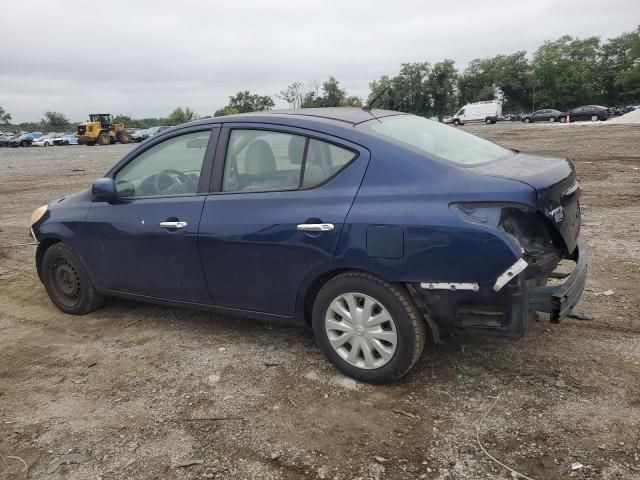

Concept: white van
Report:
left=450, top=101, right=502, bottom=125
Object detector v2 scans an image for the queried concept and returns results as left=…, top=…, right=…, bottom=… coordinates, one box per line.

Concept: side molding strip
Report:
left=420, top=282, right=479, bottom=292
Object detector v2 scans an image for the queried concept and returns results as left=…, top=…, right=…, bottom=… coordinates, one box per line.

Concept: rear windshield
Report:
left=358, top=115, right=513, bottom=165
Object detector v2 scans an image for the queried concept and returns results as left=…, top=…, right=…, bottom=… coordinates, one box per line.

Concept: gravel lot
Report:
left=1, top=122, right=639, bottom=480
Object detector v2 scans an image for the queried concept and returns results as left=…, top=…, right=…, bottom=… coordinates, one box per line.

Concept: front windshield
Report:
left=359, top=115, right=513, bottom=165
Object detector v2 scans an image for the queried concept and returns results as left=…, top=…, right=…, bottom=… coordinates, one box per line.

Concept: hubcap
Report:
left=324, top=292, right=397, bottom=369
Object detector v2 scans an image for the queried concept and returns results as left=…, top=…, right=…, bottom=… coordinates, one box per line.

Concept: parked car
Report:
left=32, top=133, right=59, bottom=147
left=521, top=109, right=562, bottom=123
left=558, top=106, right=612, bottom=123
left=53, top=133, right=79, bottom=146
left=449, top=101, right=502, bottom=125
left=30, top=108, right=586, bottom=383
left=131, top=126, right=169, bottom=142
left=0, top=133, right=19, bottom=147
left=9, top=132, right=42, bottom=147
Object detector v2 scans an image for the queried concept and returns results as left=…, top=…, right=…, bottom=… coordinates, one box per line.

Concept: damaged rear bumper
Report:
left=409, top=241, right=587, bottom=339
left=528, top=240, right=587, bottom=323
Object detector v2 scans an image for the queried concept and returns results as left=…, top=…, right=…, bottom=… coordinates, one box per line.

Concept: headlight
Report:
left=29, top=205, right=48, bottom=227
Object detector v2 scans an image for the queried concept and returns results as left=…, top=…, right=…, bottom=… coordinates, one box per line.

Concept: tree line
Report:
left=1, top=28, right=637, bottom=131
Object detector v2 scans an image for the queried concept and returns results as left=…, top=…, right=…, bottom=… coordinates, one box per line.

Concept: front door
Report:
left=198, top=125, right=369, bottom=316
left=82, top=128, right=218, bottom=303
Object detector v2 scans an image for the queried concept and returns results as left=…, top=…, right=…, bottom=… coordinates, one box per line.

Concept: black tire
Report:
left=118, top=131, right=132, bottom=144
left=549, top=117, right=556, bottom=123
left=97, top=131, right=110, bottom=146
left=21, top=140, right=28, bottom=147
left=485, top=118, right=492, bottom=124
left=42, top=243, right=104, bottom=315
left=453, top=119, right=460, bottom=126
left=312, top=272, right=426, bottom=383
left=524, top=117, right=531, bottom=123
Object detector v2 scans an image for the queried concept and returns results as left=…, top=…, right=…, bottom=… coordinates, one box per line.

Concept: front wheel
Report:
left=485, top=118, right=492, bottom=124
left=312, top=272, right=426, bottom=383
left=524, top=117, right=531, bottom=123
left=549, top=117, right=556, bottom=122
left=42, top=243, right=104, bottom=315
left=97, top=132, right=110, bottom=146
left=591, top=115, right=598, bottom=122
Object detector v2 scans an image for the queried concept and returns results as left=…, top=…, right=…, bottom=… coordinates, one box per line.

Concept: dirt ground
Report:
left=1, top=122, right=639, bottom=480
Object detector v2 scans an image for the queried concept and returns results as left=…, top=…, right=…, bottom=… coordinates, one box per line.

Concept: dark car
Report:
left=131, top=126, right=169, bottom=142
left=29, top=108, right=586, bottom=383
left=521, top=109, right=562, bottom=123
left=0, top=133, right=19, bottom=147
left=558, top=105, right=612, bottom=123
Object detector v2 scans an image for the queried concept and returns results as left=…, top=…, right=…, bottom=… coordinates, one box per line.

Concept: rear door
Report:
left=198, top=124, right=370, bottom=316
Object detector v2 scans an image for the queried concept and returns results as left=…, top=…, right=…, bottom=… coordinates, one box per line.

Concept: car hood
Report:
left=470, top=152, right=581, bottom=252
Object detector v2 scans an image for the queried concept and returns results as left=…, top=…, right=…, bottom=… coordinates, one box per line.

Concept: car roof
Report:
left=187, top=107, right=406, bottom=129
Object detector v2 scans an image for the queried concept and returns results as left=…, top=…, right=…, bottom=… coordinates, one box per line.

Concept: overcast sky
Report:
left=1, top=0, right=638, bottom=123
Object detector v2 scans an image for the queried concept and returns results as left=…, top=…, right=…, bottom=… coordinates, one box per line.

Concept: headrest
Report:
left=288, top=135, right=306, bottom=165
left=245, top=139, right=276, bottom=176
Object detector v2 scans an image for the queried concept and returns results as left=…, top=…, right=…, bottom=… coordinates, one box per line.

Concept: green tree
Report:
left=113, top=115, right=148, bottom=129
left=367, top=63, right=432, bottom=116
left=301, top=77, right=361, bottom=108
left=221, top=90, right=275, bottom=114
left=277, top=82, right=306, bottom=109
left=213, top=106, right=240, bottom=117
left=0, top=106, right=11, bottom=124
left=427, top=60, right=458, bottom=119
left=42, top=111, right=70, bottom=131
left=531, top=36, right=601, bottom=110
left=458, top=52, right=531, bottom=112
left=166, top=107, right=198, bottom=126
left=600, top=27, right=640, bottom=104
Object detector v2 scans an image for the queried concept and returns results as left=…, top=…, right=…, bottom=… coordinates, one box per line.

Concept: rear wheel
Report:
left=312, top=272, right=426, bottom=383
left=118, top=131, right=132, bottom=144
left=549, top=117, right=556, bottom=122
left=485, top=118, right=492, bottom=124
left=97, top=132, right=110, bottom=146
left=21, top=141, right=28, bottom=147
left=42, top=243, right=104, bottom=315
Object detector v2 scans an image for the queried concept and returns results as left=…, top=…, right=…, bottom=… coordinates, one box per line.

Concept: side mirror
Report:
left=91, top=178, right=117, bottom=202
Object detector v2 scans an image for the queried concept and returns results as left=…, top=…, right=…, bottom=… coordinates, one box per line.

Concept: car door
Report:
left=82, top=127, right=219, bottom=303
left=571, top=107, right=585, bottom=121
left=198, top=124, right=370, bottom=316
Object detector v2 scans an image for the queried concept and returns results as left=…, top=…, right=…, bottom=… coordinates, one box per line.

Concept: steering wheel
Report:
left=153, top=169, right=197, bottom=195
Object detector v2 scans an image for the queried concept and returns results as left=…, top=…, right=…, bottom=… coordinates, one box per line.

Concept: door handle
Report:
left=160, top=221, right=188, bottom=229
left=297, top=223, right=335, bottom=232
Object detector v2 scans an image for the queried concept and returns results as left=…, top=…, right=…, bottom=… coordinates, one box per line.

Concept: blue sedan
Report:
left=29, top=108, right=586, bottom=383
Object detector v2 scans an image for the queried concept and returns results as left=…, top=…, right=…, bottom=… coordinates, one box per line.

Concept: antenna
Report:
left=362, top=85, right=391, bottom=111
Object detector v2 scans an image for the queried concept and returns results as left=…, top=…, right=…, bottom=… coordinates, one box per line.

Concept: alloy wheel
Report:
left=324, top=292, right=397, bottom=369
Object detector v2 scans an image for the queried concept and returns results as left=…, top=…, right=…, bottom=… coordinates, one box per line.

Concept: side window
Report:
left=115, top=131, right=210, bottom=198
left=223, top=130, right=304, bottom=192
left=458, top=109, right=465, bottom=116
left=303, top=139, right=357, bottom=187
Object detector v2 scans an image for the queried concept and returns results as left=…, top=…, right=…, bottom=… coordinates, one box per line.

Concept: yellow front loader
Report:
left=76, top=114, right=131, bottom=146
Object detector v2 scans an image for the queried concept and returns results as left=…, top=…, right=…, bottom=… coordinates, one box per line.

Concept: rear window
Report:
left=358, top=115, right=513, bottom=165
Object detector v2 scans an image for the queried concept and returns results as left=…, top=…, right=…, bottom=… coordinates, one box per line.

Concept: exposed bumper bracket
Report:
left=493, top=258, right=528, bottom=292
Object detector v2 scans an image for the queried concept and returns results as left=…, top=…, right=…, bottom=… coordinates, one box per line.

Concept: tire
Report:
left=21, top=141, right=28, bottom=147
left=118, top=131, right=132, bottom=144
left=453, top=119, right=460, bottom=126
left=42, top=243, right=104, bottom=315
left=97, top=132, right=110, bottom=146
left=591, top=115, right=598, bottom=122
left=44, top=142, right=50, bottom=146
left=64, top=140, right=69, bottom=145
left=524, top=117, right=531, bottom=123
left=485, top=118, right=492, bottom=125
left=549, top=117, right=556, bottom=123
left=312, top=272, right=427, bottom=383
